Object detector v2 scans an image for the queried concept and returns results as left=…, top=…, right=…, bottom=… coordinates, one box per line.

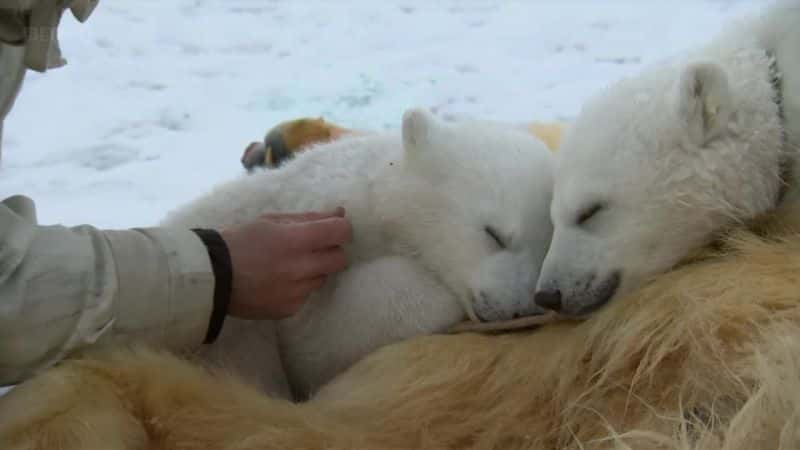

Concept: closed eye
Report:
left=576, top=203, right=604, bottom=226
left=485, top=226, right=507, bottom=249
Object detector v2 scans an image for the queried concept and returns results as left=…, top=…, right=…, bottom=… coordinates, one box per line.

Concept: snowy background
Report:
left=0, top=0, right=769, bottom=230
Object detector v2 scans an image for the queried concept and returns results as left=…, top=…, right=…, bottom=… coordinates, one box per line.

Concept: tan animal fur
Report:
left=527, top=121, right=566, bottom=152
left=3, top=194, right=800, bottom=449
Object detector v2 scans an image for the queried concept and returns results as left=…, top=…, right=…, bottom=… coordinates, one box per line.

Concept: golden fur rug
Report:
left=3, top=195, right=800, bottom=449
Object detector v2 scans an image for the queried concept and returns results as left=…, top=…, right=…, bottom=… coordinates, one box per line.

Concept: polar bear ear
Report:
left=401, top=108, right=450, bottom=181
left=402, top=108, right=457, bottom=184
left=676, top=62, right=733, bottom=146
left=401, top=107, right=439, bottom=155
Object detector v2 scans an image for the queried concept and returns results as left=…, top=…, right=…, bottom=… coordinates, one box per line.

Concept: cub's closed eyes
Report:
left=576, top=203, right=604, bottom=226
left=485, top=226, right=507, bottom=249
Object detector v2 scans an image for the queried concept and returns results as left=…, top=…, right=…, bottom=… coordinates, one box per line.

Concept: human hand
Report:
left=220, top=207, right=353, bottom=320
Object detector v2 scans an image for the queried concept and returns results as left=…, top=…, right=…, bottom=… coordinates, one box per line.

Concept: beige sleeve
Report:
left=0, top=0, right=100, bottom=72
left=0, top=195, right=214, bottom=386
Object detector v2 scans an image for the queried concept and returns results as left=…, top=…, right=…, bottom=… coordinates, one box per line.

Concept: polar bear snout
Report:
left=533, top=288, right=562, bottom=312
left=472, top=288, right=543, bottom=322
left=535, top=270, right=621, bottom=317
left=470, top=252, right=546, bottom=322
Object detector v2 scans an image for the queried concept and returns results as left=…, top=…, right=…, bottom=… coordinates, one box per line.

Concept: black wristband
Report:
left=191, top=228, right=233, bottom=344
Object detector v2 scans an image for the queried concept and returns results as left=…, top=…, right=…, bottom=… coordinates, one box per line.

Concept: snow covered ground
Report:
left=0, top=0, right=768, bottom=229
left=0, top=0, right=773, bottom=396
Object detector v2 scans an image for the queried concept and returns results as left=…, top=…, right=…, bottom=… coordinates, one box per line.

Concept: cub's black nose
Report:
left=534, top=289, right=562, bottom=312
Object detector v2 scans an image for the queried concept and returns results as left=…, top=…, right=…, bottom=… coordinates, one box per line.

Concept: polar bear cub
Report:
left=163, top=108, right=555, bottom=397
left=533, top=2, right=800, bottom=317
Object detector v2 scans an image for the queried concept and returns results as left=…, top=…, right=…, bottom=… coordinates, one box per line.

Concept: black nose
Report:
left=534, top=289, right=562, bottom=312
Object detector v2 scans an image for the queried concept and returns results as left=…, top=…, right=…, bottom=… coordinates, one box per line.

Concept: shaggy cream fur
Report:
left=2, top=197, right=800, bottom=449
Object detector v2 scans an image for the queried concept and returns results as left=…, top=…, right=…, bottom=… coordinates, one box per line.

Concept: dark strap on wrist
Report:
left=191, top=228, right=233, bottom=344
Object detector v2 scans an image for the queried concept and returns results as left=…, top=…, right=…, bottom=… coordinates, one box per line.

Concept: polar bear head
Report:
left=532, top=59, right=785, bottom=317
left=386, top=108, right=555, bottom=322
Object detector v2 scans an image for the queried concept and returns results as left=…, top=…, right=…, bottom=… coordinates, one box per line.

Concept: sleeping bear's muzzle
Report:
left=533, top=270, right=622, bottom=317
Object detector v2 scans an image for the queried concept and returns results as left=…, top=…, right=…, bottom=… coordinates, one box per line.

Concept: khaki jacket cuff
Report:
left=103, top=227, right=215, bottom=351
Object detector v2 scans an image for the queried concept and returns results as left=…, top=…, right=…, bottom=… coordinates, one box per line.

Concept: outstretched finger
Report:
left=291, top=275, right=328, bottom=299
left=288, top=217, right=353, bottom=251
left=289, top=247, right=349, bottom=279
left=262, top=207, right=346, bottom=224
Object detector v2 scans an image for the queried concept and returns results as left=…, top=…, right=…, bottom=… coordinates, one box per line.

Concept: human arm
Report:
left=0, top=195, right=353, bottom=387
left=0, top=194, right=216, bottom=386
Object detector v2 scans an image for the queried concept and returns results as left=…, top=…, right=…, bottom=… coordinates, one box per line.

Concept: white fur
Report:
left=535, top=1, right=800, bottom=317
left=163, top=108, right=554, bottom=398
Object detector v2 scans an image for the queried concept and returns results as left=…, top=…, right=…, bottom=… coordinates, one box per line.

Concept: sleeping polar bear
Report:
left=159, top=108, right=555, bottom=399
left=533, top=0, right=800, bottom=317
